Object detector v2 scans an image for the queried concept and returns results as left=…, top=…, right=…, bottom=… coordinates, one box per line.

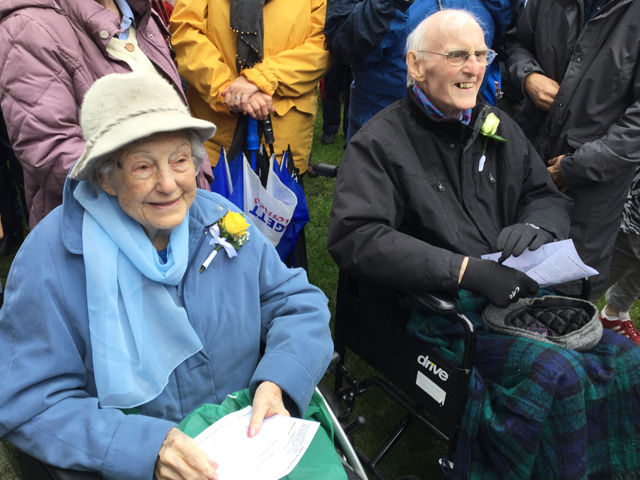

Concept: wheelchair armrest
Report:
left=402, top=291, right=458, bottom=315
left=401, top=291, right=476, bottom=373
left=311, top=163, right=338, bottom=177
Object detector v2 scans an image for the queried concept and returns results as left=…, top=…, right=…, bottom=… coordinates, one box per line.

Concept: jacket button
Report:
left=149, top=33, right=154, bottom=39
left=576, top=57, right=582, bottom=62
left=450, top=144, right=455, bottom=148
left=99, top=30, right=109, bottom=39
left=126, top=43, right=135, bottom=52
left=525, top=66, right=532, bottom=72
left=558, top=102, right=563, bottom=107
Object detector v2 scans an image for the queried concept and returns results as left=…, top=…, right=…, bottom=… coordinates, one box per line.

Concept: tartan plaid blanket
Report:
left=407, top=292, right=640, bottom=480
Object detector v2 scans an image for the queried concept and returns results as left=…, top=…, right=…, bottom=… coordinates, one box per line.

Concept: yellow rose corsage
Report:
left=200, top=210, right=250, bottom=272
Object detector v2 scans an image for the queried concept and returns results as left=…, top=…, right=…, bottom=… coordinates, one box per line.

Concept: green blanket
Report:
left=178, top=389, right=347, bottom=480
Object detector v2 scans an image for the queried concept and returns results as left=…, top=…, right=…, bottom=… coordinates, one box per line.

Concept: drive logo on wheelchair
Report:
left=417, top=355, right=449, bottom=382
left=416, top=354, right=450, bottom=406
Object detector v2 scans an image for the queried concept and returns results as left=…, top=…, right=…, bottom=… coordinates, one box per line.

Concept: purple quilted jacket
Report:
left=0, top=0, right=213, bottom=228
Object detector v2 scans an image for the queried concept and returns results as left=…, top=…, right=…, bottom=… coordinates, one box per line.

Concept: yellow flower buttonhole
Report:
left=481, top=113, right=500, bottom=136
left=222, top=212, right=250, bottom=235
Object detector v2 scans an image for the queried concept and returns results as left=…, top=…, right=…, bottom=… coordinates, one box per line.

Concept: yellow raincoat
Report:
left=170, top=0, right=331, bottom=173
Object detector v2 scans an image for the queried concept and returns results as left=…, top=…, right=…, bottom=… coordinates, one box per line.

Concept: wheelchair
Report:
left=330, top=270, right=594, bottom=480
left=10, top=385, right=369, bottom=480
left=330, top=270, right=476, bottom=480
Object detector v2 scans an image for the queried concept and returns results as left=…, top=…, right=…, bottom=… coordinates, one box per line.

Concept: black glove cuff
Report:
left=459, top=257, right=493, bottom=295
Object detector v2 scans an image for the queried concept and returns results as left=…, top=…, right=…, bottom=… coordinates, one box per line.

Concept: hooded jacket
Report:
left=0, top=0, right=212, bottom=228
left=328, top=91, right=571, bottom=295
left=170, top=0, right=331, bottom=173
left=504, top=0, right=640, bottom=290
left=0, top=178, right=333, bottom=479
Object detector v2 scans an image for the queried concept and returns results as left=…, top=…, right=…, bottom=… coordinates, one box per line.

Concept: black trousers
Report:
left=322, top=61, right=351, bottom=136
left=0, top=109, right=27, bottom=232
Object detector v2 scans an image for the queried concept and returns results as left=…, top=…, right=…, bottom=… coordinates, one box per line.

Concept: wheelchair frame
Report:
left=332, top=270, right=477, bottom=480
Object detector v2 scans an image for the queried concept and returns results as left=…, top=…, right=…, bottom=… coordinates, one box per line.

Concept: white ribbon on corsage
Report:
left=201, top=224, right=238, bottom=271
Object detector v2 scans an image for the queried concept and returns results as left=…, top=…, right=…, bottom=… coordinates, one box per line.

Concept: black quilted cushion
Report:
left=505, top=298, right=597, bottom=338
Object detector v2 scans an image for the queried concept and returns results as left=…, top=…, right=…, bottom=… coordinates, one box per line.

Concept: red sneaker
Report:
left=600, top=314, right=640, bottom=347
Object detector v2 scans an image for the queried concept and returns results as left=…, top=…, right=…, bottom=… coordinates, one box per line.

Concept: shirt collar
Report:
left=412, top=84, right=472, bottom=125
left=113, top=0, right=135, bottom=40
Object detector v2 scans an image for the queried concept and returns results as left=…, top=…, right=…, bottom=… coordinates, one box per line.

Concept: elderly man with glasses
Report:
left=328, top=10, right=640, bottom=478
left=329, top=9, right=571, bottom=309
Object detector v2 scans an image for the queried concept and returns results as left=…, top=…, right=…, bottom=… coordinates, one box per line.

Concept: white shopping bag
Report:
left=243, top=154, right=297, bottom=247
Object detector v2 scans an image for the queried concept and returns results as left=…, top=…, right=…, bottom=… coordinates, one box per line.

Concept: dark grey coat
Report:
left=327, top=92, right=572, bottom=296
left=504, top=0, right=640, bottom=291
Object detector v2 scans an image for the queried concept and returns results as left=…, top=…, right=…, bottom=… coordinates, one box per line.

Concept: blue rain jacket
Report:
left=0, top=177, right=333, bottom=479
left=326, top=0, right=511, bottom=141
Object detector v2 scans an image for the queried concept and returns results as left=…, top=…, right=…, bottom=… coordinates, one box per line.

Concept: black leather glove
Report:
left=460, top=258, right=539, bottom=308
left=497, top=223, right=554, bottom=262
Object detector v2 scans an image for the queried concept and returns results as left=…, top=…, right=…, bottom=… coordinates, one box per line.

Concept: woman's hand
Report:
left=155, top=427, right=219, bottom=480
left=222, top=77, right=261, bottom=113
left=244, top=92, right=275, bottom=120
left=248, top=381, right=290, bottom=438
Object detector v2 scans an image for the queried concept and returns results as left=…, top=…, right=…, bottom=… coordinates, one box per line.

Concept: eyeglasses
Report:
left=417, top=49, right=497, bottom=66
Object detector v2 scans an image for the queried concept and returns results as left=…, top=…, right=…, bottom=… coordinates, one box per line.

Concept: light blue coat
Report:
left=0, top=178, right=333, bottom=479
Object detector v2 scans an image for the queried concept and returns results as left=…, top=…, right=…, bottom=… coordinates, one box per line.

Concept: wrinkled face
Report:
left=99, top=131, right=197, bottom=248
left=413, top=22, right=487, bottom=117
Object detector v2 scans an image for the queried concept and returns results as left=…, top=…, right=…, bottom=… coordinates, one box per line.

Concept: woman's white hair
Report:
left=88, top=130, right=207, bottom=191
left=405, top=9, right=485, bottom=86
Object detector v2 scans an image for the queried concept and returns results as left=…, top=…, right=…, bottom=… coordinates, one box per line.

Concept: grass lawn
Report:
left=0, top=100, right=639, bottom=479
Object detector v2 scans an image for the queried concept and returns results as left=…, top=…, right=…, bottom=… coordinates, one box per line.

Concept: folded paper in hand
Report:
left=195, top=405, right=319, bottom=480
left=482, top=239, right=598, bottom=287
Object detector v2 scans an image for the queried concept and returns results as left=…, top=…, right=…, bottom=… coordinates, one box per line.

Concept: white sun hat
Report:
left=69, top=72, right=216, bottom=181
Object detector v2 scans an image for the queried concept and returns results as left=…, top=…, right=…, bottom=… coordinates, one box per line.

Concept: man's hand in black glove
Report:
left=460, top=257, right=539, bottom=308
left=497, top=223, right=554, bottom=263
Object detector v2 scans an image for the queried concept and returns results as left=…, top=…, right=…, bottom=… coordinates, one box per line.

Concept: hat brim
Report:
left=70, top=110, right=216, bottom=181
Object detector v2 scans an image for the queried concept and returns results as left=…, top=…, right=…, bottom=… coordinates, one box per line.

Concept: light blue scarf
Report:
left=73, top=182, right=203, bottom=408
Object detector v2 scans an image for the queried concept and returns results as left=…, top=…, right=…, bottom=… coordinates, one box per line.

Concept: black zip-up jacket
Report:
left=504, top=0, right=640, bottom=290
left=328, top=90, right=572, bottom=295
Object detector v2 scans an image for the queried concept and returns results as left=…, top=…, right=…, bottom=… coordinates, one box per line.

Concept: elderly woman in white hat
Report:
left=0, top=72, right=333, bottom=480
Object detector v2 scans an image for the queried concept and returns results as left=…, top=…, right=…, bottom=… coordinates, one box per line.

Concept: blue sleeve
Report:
left=249, top=236, right=334, bottom=416
left=325, top=0, right=414, bottom=65
left=0, top=226, right=174, bottom=480
left=481, top=0, right=511, bottom=45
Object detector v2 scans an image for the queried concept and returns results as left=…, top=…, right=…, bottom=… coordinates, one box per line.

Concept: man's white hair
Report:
left=405, top=9, right=485, bottom=86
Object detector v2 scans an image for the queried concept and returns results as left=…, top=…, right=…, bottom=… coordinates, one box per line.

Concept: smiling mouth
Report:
left=150, top=198, right=179, bottom=208
left=455, top=82, right=475, bottom=89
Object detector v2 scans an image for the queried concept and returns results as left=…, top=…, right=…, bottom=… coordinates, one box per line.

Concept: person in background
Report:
left=170, top=0, right=332, bottom=175
left=0, top=0, right=213, bottom=229
left=599, top=165, right=640, bottom=345
left=504, top=0, right=640, bottom=299
left=325, top=0, right=510, bottom=142
left=320, top=61, right=351, bottom=145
